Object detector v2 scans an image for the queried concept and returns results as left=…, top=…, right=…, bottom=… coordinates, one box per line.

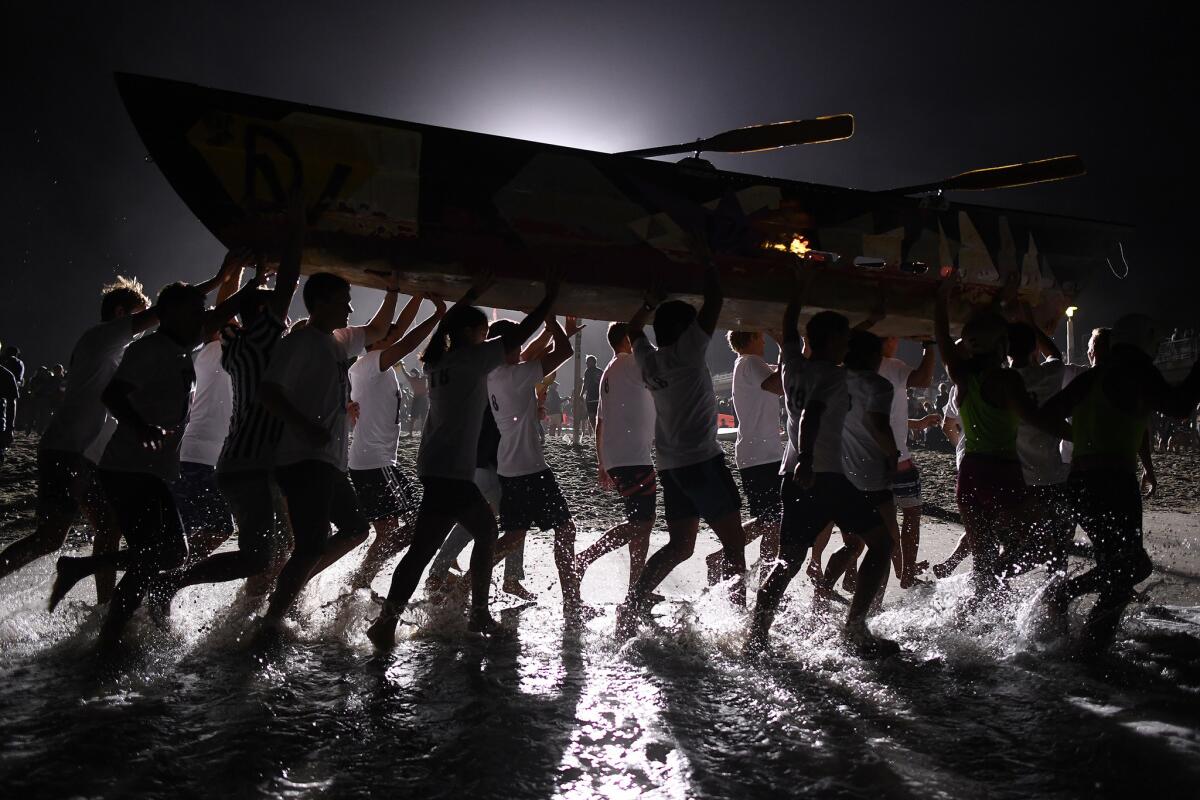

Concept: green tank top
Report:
left=960, top=372, right=1019, bottom=458
left=1071, top=368, right=1147, bottom=464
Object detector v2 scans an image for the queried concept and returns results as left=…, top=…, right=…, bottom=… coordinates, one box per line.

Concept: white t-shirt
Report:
left=732, top=354, right=783, bottom=469
left=488, top=360, right=548, bottom=477
left=264, top=325, right=366, bottom=471
left=1015, top=359, right=1084, bottom=486
left=41, top=317, right=138, bottom=460
left=417, top=339, right=507, bottom=481
left=842, top=369, right=896, bottom=492
left=943, top=386, right=966, bottom=470
left=879, top=356, right=915, bottom=462
left=348, top=350, right=403, bottom=471
left=179, top=341, right=233, bottom=467
left=100, top=332, right=196, bottom=481
left=781, top=343, right=848, bottom=475
left=633, top=321, right=720, bottom=471
left=597, top=352, right=655, bottom=470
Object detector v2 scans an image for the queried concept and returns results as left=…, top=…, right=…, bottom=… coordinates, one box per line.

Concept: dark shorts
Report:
left=607, top=464, right=657, bottom=523
left=172, top=461, right=234, bottom=537
left=892, top=464, right=923, bottom=510
left=1063, top=469, right=1147, bottom=586
left=499, top=469, right=572, bottom=531
left=660, top=454, right=742, bottom=524
left=739, top=461, right=782, bottom=522
left=957, top=454, right=1025, bottom=518
left=98, top=469, right=188, bottom=571
left=274, top=461, right=369, bottom=554
left=35, top=448, right=99, bottom=519
left=217, top=469, right=278, bottom=560
left=586, top=401, right=599, bottom=423
left=780, top=472, right=884, bottom=551
left=349, top=465, right=420, bottom=524
left=410, top=396, right=428, bottom=419
left=419, top=476, right=489, bottom=517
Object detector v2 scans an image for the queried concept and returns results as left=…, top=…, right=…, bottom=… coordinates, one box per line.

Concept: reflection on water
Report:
left=2, top=537, right=1199, bottom=799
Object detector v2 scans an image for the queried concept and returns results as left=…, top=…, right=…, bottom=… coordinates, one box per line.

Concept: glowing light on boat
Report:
left=763, top=235, right=811, bottom=256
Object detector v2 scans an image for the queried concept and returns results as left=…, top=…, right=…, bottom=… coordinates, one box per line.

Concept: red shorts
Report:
left=956, top=454, right=1025, bottom=517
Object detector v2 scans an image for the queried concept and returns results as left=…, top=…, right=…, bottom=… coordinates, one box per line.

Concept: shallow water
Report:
left=2, top=532, right=1199, bottom=800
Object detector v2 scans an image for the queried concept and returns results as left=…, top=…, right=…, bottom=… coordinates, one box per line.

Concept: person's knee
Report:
left=658, top=537, right=690, bottom=562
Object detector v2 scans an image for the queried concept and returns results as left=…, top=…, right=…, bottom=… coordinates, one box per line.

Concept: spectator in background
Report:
left=1, top=346, right=25, bottom=387
left=0, top=356, right=18, bottom=464
left=581, top=355, right=602, bottom=436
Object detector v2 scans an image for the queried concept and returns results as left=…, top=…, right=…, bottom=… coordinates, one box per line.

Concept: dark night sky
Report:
left=2, top=1, right=1194, bottom=370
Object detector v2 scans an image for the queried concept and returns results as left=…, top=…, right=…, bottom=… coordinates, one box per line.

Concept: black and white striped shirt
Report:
left=217, top=312, right=286, bottom=473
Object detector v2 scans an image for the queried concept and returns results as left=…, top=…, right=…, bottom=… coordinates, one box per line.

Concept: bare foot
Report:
left=932, top=561, right=955, bottom=580
left=502, top=580, right=537, bottom=601
left=467, top=608, right=507, bottom=636
left=845, top=622, right=901, bottom=658
left=48, top=556, right=88, bottom=613
left=366, top=612, right=399, bottom=649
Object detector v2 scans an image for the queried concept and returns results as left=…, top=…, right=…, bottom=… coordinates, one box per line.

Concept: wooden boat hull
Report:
left=116, top=73, right=1130, bottom=335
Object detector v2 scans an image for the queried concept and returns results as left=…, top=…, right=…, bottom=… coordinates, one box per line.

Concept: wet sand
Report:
left=1, top=432, right=1199, bottom=798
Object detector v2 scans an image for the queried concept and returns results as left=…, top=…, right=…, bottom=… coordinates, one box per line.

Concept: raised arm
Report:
left=687, top=230, right=724, bottom=336
left=203, top=275, right=268, bottom=340
left=935, top=276, right=966, bottom=384
left=357, top=276, right=401, bottom=347
left=193, top=247, right=249, bottom=297
left=378, top=298, right=447, bottom=371
left=381, top=293, right=425, bottom=348
left=500, top=270, right=560, bottom=355
left=908, top=341, right=937, bottom=389
left=268, top=189, right=306, bottom=321
left=521, top=325, right=555, bottom=363
left=539, top=316, right=574, bottom=377
left=761, top=335, right=785, bottom=396
left=627, top=280, right=665, bottom=345
left=1019, top=303, right=1063, bottom=362
left=783, top=266, right=812, bottom=345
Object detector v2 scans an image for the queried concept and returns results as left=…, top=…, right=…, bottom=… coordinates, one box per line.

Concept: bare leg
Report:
left=933, top=529, right=972, bottom=578
left=577, top=520, right=652, bottom=577
left=625, top=518, right=699, bottom=605
left=554, top=521, right=582, bottom=621
left=749, top=527, right=810, bottom=648
left=823, top=533, right=865, bottom=589
left=0, top=516, right=73, bottom=582
left=807, top=523, right=834, bottom=586
left=366, top=507, right=454, bottom=644
left=81, top=493, right=122, bottom=604
left=899, top=506, right=924, bottom=587
left=708, top=512, right=749, bottom=607
left=845, top=525, right=893, bottom=625
left=349, top=517, right=411, bottom=591
left=628, top=529, right=651, bottom=588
